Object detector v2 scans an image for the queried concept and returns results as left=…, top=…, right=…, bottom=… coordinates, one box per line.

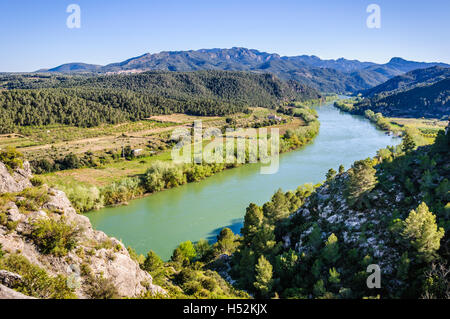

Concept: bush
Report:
left=101, top=177, right=143, bottom=206
left=0, top=147, right=23, bottom=172
left=143, top=161, right=189, bottom=192
left=30, top=218, right=80, bottom=256
left=16, top=186, right=50, bottom=212
left=171, top=241, right=197, bottom=264
left=0, top=253, right=76, bottom=299
left=30, top=176, right=44, bottom=187
left=143, top=250, right=164, bottom=273
left=85, top=274, right=119, bottom=299
left=62, top=185, right=103, bottom=213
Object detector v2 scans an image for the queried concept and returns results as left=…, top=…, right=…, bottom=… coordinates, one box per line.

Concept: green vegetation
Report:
left=225, top=127, right=449, bottom=299
left=0, top=253, right=76, bottom=299
left=40, top=104, right=320, bottom=212
left=0, top=147, right=23, bottom=172
left=30, top=218, right=80, bottom=256
left=136, top=229, right=249, bottom=299
left=355, top=78, right=450, bottom=119
left=0, top=71, right=320, bottom=134
left=335, top=99, right=447, bottom=147
left=402, top=202, right=445, bottom=262
left=345, top=158, right=378, bottom=208
left=335, top=67, right=450, bottom=120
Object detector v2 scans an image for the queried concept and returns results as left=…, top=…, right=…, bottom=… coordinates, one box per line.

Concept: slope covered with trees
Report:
left=362, top=66, right=450, bottom=98
left=351, top=78, right=450, bottom=119
left=0, top=71, right=321, bottom=134
left=227, top=127, right=449, bottom=298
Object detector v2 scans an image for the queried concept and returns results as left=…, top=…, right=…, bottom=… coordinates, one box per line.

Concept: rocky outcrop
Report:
left=0, top=270, right=23, bottom=287
left=0, top=161, right=32, bottom=194
left=0, top=162, right=165, bottom=299
left=0, top=284, right=35, bottom=299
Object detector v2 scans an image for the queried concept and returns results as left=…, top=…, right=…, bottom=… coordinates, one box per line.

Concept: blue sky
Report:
left=1, top=0, right=449, bottom=72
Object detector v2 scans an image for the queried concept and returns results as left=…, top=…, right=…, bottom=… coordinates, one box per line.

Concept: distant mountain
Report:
left=37, top=48, right=450, bottom=93
left=284, top=55, right=376, bottom=72
left=385, top=57, right=450, bottom=73
left=39, top=63, right=103, bottom=73
left=362, top=66, right=450, bottom=97
left=353, top=77, right=450, bottom=119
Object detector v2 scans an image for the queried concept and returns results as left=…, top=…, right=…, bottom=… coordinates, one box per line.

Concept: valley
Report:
left=0, top=48, right=448, bottom=301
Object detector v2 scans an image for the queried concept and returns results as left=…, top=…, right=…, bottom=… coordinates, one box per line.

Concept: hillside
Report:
left=37, top=48, right=450, bottom=93
left=0, top=159, right=165, bottom=299
left=227, top=127, right=449, bottom=299
left=363, top=66, right=450, bottom=98
left=352, top=78, right=450, bottom=119
left=0, top=71, right=320, bottom=133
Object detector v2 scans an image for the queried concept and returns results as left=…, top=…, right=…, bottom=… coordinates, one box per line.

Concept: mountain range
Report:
left=361, top=66, right=450, bottom=97
left=346, top=66, right=450, bottom=119
left=38, top=48, right=450, bottom=94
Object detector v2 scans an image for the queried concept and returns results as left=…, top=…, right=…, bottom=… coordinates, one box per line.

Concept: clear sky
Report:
left=1, top=0, right=449, bottom=72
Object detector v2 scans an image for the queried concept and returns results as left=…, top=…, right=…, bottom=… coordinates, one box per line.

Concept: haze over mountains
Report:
left=38, top=48, right=450, bottom=93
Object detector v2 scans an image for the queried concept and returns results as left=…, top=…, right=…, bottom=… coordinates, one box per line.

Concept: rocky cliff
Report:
left=0, top=161, right=164, bottom=299
left=0, top=161, right=32, bottom=194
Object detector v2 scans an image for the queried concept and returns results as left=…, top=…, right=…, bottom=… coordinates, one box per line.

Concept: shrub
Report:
left=85, top=274, right=119, bottom=299
left=143, top=250, right=164, bottom=273
left=30, top=218, right=80, bottom=256
left=30, top=176, right=44, bottom=187
left=62, top=185, right=103, bottom=213
left=0, top=147, right=23, bottom=172
left=101, top=177, right=143, bottom=206
left=16, top=186, right=50, bottom=212
left=0, top=253, right=76, bottom=299
left=171, top=241, right=197, bottom=264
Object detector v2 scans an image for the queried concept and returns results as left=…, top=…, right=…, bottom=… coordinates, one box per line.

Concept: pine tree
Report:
left=402, top=131, right=416, bottom=154
left=308, top=223, right=323, bottom=251
left=402, top=202, right=444, bottom=261
left=143, top=250, right=164, bottom=272
left=338, top=164, right=345, bottom=174
left=214, top=228, right=239, bottom=255
left=313, top=279, right=326, bottom=297
left=326, top=168, right=337, bottom=181
left=322, top=233, right=340, bottom=264
left=328, top=267, right=341, bottom=284
left=241, top=203, right=263, bottom=242
left=345, top=158, right=377, bottom=207
left=254, top=255, right=273, bottom=297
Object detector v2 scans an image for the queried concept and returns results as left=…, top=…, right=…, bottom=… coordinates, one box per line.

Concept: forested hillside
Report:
left=227, top=127, right=449, bottom=299
left=362, top=66, right=450, bottom=98
left=0, top=71, right=320, bottom=133
left=351, top=78, right=450, bottom=119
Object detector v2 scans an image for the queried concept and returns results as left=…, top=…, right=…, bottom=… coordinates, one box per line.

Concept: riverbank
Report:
left=40, top=104, right=322, bottom=213
left=88, top=103, right=401, bottom=259
left=334, top=99, right=447, bottom=146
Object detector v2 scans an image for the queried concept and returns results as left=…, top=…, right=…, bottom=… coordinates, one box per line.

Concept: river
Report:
left=87, top=102, right=401, bottom=260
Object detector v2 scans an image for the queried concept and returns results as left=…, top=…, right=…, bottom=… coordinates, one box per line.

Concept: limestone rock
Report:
left=0, top=161, right=165, bottom=299
left=0, top=161, right=32, bottom=194
left=0, top=284, right=36, bottom=299
left=0, top=270, right=23, bottom=287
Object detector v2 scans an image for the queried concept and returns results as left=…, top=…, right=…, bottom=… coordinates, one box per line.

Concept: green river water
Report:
left=87, top=102, right=401, bottom=260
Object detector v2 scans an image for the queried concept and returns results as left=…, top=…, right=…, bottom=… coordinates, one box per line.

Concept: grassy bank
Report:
left=334, top=99, right=447, bottom=147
